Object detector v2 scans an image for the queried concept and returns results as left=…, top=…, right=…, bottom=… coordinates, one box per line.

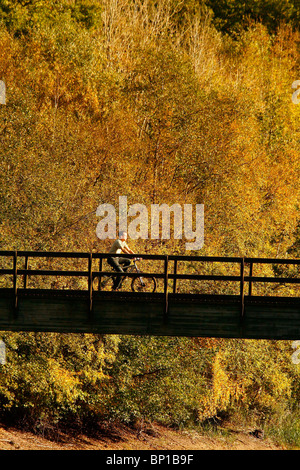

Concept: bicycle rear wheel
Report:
left=93, top=275, right=115, bottom=291
left=131, top=276, right=156, bottom=293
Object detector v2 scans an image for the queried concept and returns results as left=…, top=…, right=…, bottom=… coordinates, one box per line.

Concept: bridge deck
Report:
left=0, top=289, right=299, bottom=339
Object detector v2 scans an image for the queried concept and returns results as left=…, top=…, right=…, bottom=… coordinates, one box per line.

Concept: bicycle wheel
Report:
left=131, top=276, right=156, bottom=293
left=93, top=275, right=115, bottom=291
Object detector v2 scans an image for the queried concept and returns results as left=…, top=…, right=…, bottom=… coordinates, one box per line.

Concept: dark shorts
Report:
left=107, top=256, right=131, bottom=288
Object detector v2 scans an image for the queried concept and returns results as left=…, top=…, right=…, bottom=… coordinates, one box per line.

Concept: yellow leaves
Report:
left=199, top=352, right=243, bottom=420
left=2, top=2, right=300, bottom=260
left=212, top=354, right=232, bottom=406
left=197, top=340, right=295, bottom=422
left=47, top=358, right=81, bottom=404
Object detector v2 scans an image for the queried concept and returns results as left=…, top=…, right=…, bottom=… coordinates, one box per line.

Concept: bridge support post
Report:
left=98, top=256, right=103, bottom=291
left=23, top=255, right=29, bottom=288
left=164, top=256, right=169, bottom=323
left=239, top=257, right=245, bottom=336
left=173, top=258, right=177, bottom=294
left=248, top=261, right=253, bottom=296
left=88, top=253, right=93, bottom=320
left=13, top=251, right=18, bottom=318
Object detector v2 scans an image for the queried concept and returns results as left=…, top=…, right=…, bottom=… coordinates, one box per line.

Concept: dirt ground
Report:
left=0, top=422, right=286, bottom=451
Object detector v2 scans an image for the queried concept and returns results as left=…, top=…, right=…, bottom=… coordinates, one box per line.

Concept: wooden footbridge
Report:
left=0, top=251, right=299, bottom=339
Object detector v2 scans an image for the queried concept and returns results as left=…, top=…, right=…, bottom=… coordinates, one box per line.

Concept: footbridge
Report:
left=0, top=251, right=299, bottom=339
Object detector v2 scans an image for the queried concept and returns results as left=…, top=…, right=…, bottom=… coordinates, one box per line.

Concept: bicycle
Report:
left=93, top=258, right=157, bottom=293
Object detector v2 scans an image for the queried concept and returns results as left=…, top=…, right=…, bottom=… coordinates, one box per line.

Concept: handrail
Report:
left=1, top=250, right=299, bottom=263
left=0, top=252, right=299, bottom=286
left=0, top=251, right=299, bottom=320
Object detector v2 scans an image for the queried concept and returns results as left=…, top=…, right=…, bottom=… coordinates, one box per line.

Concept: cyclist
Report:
left=107, top=231, right=135, bottom=290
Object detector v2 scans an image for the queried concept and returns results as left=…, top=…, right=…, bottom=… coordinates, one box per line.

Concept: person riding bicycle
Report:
left=107, top=231, right=135, bottom=290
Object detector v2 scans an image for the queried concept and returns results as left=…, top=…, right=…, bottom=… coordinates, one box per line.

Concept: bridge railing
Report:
left=0, top=251, right=299, bottom=301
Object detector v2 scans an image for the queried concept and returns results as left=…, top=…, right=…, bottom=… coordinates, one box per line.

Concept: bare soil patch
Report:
left=0, top=422, right=286, bottom=450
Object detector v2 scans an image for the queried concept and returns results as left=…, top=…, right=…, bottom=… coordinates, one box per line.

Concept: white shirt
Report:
left=109, top=239, right=129, bottom=255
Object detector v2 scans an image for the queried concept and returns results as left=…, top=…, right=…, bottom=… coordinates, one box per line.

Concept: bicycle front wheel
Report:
left=131, top=276, right=156, bottom=293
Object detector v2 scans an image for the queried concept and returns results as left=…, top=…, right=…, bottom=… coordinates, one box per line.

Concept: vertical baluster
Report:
left=173, top=258, right=177, bottom=294
left=24, top=255, right=28, bottom=289
left=240, top=257, right=245, bottom=327
left=248, top=261, right=253, bottom=296
left=98, top=256, right=102, bottom=291
left=13, top=251, right=18, bottom=317
left=164, top=256, right=169, bottom=321
left=88, top=253, right=93, bottom=319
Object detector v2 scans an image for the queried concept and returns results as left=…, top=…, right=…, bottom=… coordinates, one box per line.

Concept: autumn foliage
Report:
left=0, top=0, right=300, bottom=440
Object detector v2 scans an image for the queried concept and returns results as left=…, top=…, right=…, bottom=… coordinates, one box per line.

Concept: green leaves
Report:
left=0, top=332, right=120, bottom=425
left=206, top=0, right=300, bottom=34
left=0, top=0, right=102, bottom=36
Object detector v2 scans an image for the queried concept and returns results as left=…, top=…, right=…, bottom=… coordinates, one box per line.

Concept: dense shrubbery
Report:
left=0, top=0, right=300, bottom=440
left=0, top=333, right=299, bottom=437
